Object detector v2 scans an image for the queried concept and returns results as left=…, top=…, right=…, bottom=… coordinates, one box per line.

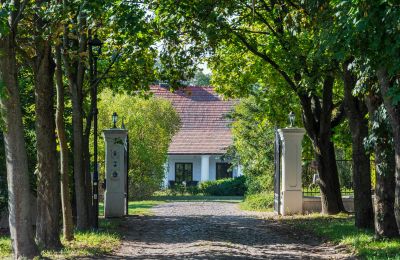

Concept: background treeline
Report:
left=152, top=0, right=400, bottom=239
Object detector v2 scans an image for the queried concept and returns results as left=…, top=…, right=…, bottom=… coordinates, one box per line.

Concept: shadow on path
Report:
left=84, top=202, right=354, bottom=259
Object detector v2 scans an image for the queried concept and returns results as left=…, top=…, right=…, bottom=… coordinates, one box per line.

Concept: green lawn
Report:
left=285, top=213, right=400, bottom=259
left=99, top=200, right=165, bottom=216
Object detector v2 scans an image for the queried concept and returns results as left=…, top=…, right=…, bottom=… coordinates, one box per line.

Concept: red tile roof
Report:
left=151, top=85, right=235, bottom=155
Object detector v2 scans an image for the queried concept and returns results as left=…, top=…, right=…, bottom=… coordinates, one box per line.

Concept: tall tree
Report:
left=342, top=60, right=373, bottom=228
left=55, top=44, right=74, bottom=241
left=31, top=0, right=61, bottom=248
left=62, top=3, right=90, bottom=230
left=333, top=0, right=400, bottom=234
left=365, top=95, right=398, bottom=237
left=0, top=0, right=39, bottom=257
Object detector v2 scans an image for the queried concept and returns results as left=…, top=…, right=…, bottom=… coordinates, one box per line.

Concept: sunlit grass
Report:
left=42, top=229, right=120, bottom=259
left=284, top=213, right=400, bottom=259
left=0, top=235, right=12, bottom=258
left=99, top=200, right=165, bottom=216
left=0, top=217, right=121, bottom=259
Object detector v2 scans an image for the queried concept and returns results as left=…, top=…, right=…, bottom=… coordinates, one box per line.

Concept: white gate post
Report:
left=278, top=128, right=305, bottom=215
left=103, top=128, right=128, bottom=217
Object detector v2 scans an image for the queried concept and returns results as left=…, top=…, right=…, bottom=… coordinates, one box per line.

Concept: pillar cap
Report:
left=278, top=128, right=306, bottom=140
left=102, top=128, right=128, bottom=138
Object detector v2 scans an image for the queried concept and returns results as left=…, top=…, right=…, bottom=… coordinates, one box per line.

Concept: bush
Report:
left=199, top=176, right=246, bottom=196
left=241, top=192, right=274, bottom=211
left=129, top=169, right=164, bottom=200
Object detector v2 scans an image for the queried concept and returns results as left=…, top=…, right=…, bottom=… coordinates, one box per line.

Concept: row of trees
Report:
left=152, top=0, right=400, bottom=237
left=0, top=0, right=169, bottom=258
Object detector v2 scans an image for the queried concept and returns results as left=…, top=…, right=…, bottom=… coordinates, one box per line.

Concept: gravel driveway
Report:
left=106, top=202, right=353, bottom=259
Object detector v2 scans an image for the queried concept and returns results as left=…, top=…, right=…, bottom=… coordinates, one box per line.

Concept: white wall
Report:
left=164, top=154, right=242, bottom=185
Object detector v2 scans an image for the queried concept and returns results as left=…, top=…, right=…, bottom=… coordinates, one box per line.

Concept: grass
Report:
left=285, top=213, right=400, bottom=259
left=0, top=200, right=166, bottom=258
left=99, top=200, right=165, bottom=216
left=0, top=236, right=11, bottom=258
left=239, top=192, right=274, bottom=212
left=0, top=218, right=120, bottom=259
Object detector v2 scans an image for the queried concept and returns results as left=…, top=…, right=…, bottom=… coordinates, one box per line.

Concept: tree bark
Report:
left=377, top=68, right=400, bottom=235
left=300, top=75, right=345, bottom=214
left=0, top=2, right=39, bottom=256
left=342, top=61, right=373, bottom=229
left=32, top=39, right=62, bottom=249
left=62, top=11, right=90, bottom=230
left=366, top=93, right=398, bottom=238
left=55, top=45, right=74, bottom=241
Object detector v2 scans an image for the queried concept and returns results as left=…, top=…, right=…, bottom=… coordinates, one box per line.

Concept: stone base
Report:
left=303, top=196, right=354, bottom=213
left=104, top=191, right=125, bottom=217
left=280, top=190, right=303, bottom=215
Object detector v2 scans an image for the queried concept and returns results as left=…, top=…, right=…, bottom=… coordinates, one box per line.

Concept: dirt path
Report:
left=103, top=202, right=353, bottom=259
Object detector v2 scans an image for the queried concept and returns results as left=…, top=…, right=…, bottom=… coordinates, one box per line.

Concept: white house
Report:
left=151, top=85, right=242, bottom=186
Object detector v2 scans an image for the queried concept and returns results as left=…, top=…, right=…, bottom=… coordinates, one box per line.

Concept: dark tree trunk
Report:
left=83, top=132, right=94, bottom=227
left=55, top=45, right=74, bottom=241
left=70, top=81, right=88, bottom=230
left=366, top=93, right=398, bottom=238
left=342, top=61, right=373, bottom=228
left=377, top=68, right=400, bottom=235
left=33, top=40, right=62, bottom=249
left=315, top=140, right=345, bottom=214
left=0, top=4, right=39, bottom=256
left=300, top=75, right=345, bottom=214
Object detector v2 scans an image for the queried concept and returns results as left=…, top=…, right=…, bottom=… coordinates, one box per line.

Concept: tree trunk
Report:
left=366, top=94, right=398, bottom=238
left=300, top=75, right=345, bottom=214
left=55, top=45, right=74, bottom=241
left=0, top=6, right=39, bottom=257
left=377, top=68, right=400, bottom=235
left=70, top=81, right=88, bottom=230
left=33, top=40, right=62, bottom=249
left=62, top=12, right=89, bottom=230
left=315, top=139, right=345, bottom=214
left=343, top=61, right=373, bottom=228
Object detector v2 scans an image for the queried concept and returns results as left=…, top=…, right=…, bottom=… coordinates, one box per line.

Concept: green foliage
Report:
left=0, top=236, right=11, bottom=258
left=292, top=214, right=400, bottom=259
left=226, top=95, right=301, bottom=195
left=199, top=176, right=246, bottom=196
left=97, top=90, right=180, bottom=200
left=188, top=70, right=211, bottom=86
left=240, top=192, right=274, bottom=212
left=166, top=184, right=200, bottom=196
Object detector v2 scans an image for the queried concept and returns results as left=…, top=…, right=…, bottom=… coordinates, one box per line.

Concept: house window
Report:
left=175, top=163, right=193, bottom=183
left=216, top=163, right=232, bottom=180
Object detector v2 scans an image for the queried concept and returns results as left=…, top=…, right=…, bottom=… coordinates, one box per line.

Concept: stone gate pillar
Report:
left=278, top=128, right=305, bottom=215
left=103, top=128, right=128, bottom=217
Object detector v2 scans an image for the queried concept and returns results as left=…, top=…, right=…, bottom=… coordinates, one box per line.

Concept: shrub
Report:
left=199, top=176, right=246, bottom=196
left=241, top=192, right=274, bottom=211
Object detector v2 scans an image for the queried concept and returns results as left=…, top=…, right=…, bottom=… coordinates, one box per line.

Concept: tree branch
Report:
left=231, top=30, right=298, bottom=92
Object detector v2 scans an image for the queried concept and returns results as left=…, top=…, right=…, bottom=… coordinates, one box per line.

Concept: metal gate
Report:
left=274, top=128, right=281, bottom=214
